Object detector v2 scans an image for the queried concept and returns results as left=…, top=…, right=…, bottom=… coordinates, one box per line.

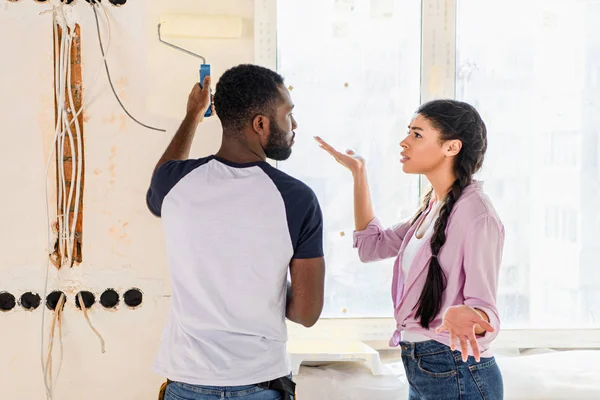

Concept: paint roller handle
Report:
left=186, top=76, right=213, bottom=124
left=200, top=64, right=213, bottom=118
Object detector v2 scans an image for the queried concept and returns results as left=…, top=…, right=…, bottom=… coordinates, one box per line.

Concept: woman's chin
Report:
left=401, top=163, right=415, bottom=174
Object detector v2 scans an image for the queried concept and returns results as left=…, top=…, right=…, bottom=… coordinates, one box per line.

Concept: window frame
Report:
left=256, top=0, right=600, bottom=349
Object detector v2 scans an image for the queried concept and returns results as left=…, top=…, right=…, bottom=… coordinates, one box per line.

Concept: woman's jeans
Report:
left=400, top=340, right=503, bottom=400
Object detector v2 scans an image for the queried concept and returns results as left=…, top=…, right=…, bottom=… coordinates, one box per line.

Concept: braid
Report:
left=415, top=159, right=472, bottom=329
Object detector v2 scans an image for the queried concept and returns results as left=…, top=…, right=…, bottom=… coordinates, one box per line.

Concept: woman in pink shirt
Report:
left=316, top=100, right=504, bottom=399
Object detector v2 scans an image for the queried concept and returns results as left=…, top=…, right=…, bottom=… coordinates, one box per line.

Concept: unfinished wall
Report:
left=0, top=0, right=254, bottom=398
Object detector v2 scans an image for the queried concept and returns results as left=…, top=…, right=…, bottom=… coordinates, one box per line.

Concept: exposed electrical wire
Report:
left=91, top=4, right=166, bottom=132
left=77, top=293, right=107, bottom=354
left=77, top=1, right=112, bottom=115
left=41, top=9, right=68, bottom=398
left=40, top=1, right=93, bottom=397
left=64, top=24, right=83, bottom=268
left=40, top=3, right=119, bottom=398
left=39, top=2, right=154, bottom=398
left=44, top=293, right=66, bottom=399
left=59, top=29, right=76, bottom=268
left=49, top=1, right=113, bottom=141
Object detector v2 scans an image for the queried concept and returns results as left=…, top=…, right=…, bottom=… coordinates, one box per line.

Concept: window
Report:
left=544, top=206, right=579, bottom=243
left=457, top=0, right=600, bottom=328
left=543, top=131, right=581, bottom=168
left=277, top=0, right=422, bottom=317
left=274, top=0, right=600, bottom=336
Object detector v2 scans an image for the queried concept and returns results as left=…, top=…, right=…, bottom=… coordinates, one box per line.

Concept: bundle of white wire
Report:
left=40, top=1, right=112, bottom=399
left=38, top=1, right=178, bottom=397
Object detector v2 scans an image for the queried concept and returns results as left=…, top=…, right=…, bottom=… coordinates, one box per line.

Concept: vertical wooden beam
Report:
left=52, top=24, right=84, bottom=268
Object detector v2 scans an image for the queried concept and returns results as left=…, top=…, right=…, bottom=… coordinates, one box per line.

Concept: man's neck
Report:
left=215, top=136, right=266, bottom=164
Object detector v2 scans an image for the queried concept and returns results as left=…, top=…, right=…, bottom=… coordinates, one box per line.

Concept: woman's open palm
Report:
left=314, top=136, right=365, bottom=174
left=435, top=305, right=495, bottom=362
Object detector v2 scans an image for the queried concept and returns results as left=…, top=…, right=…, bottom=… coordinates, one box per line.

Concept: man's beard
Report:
left=263, top=121, right=294, bottom=161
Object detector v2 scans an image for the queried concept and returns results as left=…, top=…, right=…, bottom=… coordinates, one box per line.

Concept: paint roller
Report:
left=158, top=14, right=243, bottom=118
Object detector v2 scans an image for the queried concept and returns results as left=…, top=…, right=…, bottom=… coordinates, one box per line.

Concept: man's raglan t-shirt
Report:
left=146, top=155, right=324, bottom=386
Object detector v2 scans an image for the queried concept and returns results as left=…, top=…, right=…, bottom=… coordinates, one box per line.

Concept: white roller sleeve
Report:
left=159, top=14, right=243, bottom=39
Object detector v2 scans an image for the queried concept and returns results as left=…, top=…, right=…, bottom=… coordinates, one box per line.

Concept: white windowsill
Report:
left=287, top=318, right=600, bottom=350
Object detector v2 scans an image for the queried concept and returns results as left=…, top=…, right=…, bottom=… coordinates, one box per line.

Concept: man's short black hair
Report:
left=214, top=64, right=285, bottom=132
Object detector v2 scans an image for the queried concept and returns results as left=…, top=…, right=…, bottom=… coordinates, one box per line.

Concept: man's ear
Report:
left=252, top=115, right=270, bottom=138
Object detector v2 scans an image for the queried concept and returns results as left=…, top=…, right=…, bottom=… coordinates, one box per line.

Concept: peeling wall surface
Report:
left=0, top=1, right=254, bottom=398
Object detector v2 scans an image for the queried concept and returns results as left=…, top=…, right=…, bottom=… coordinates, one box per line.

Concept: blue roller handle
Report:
left=200, top=64, right=212, bottom=118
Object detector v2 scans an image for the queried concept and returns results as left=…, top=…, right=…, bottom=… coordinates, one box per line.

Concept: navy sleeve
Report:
left=258, top=164, right=324, bottom=259
left=294, top=190, right=324, bottom=259
left=146, top=157, right=212, bottom=217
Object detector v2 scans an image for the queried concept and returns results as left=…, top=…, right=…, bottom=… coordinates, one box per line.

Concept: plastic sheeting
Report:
left=295, top=361, right=408, bottom=399
left=294, top=350, right=600, bottom=399
left=497, top=350, right=600, bottom=400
